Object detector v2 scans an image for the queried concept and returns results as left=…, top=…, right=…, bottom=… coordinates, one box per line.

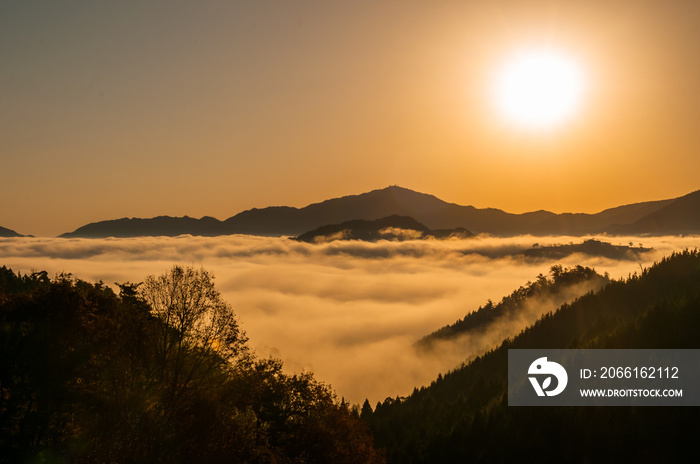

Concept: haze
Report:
left=3, top=1, right=700, bottom=236
left=3, top=234, right=699, bottom=404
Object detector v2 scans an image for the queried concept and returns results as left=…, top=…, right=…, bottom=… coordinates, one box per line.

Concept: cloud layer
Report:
left=2, top=234, right=699, bottom=404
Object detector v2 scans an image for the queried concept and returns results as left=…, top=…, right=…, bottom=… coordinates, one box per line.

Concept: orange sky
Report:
left=2, top=1, right=700, bottom=237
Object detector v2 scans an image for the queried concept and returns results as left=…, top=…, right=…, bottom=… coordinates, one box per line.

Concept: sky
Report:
left=4, top=233, right=700, bottom=404
left=3, top=1, right=700, bottom=237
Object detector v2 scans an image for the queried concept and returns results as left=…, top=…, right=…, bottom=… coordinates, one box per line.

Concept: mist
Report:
left=2, top=234, right=699, bottom=404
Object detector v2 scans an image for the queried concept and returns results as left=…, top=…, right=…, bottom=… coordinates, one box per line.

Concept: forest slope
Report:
left=366, top=250, right=700, bottom=463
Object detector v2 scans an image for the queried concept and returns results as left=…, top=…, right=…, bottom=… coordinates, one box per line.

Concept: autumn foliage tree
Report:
left=140, top=266, right=248, bottom=413
left=141, top=266, right=247, bottom=361
left=0, top=265, right=384, bottom=464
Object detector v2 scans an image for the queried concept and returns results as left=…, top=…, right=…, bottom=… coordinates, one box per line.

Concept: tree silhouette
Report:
left=0, top=265, right=384, bottom=463
left=141, top=265, right=247, bottom=361
left=139, top=265, right=250, bottom=418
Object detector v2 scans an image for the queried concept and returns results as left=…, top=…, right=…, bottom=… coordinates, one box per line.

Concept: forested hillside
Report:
left=0, top=266, right=383, bottom=464
left=366, top=250, right=700, bottom=463
left=415, top=264, right=608, bottom=353
left=4, top=251, right=699, bottom=463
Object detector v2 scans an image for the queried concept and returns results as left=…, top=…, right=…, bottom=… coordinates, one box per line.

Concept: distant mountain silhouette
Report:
left=222, top=186, right=525, bottom=236
left=0, top=226, right=26, bottom=238
left=59, top=186, right=699, bottom=238
left=294, top=215, right=473, bottom=243
left=526, top=198, right=675, bottom=235
left=605, top=190, right=700, bottom=235
left=59, top=216, right=225, bottom=238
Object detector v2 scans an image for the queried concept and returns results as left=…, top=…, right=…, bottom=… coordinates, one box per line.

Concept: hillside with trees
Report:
left=415, top=264, right=608, bottom=354
left=518, top=239, right=652, bottom=261
left=294, top=215, right=472, bottom=243
left=365, top=250, right=700, bottom=463
left=0, top=266, right=383, bottom=464
left=4, top=251, right=700, bottom=463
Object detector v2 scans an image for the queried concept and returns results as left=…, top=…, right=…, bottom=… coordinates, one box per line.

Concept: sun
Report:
left=493, top=48, right=586, bottom=130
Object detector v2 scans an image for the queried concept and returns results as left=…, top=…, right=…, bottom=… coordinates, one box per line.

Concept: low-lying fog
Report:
left=2, top=234, right=698, bottom=405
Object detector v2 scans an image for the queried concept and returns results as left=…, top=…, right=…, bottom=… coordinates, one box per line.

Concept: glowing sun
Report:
left=493, top=48, right=586, bottom=130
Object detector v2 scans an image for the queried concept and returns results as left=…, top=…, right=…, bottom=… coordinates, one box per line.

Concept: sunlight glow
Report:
left=493, top=49, right=586, bottom=130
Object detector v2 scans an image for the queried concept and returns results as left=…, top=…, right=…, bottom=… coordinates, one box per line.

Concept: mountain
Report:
left=59, top=186, right=698, bottom=238
left=59, top=186, right=543, bottom=238
left=365, top=250, right=700, bottom=463
left=59, top=216, right=225, bottom=238
left=294, top=215, right=473, bottom=243
left=0, top=226, right=25, bottom=238
left=605, top=190, right=700, bottom=235
left=220, top=186, right=550, bottom=236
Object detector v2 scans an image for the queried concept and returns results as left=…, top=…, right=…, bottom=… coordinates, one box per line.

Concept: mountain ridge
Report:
left=0, top=226, right=27, bottom=238
left=58, top=185, right=698, bottom=238
left=605, top=190, right=700, bottom=235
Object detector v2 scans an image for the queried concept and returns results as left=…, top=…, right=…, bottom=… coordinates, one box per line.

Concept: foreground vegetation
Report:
left=5, top=250, right=699, bottom=463
left=365, top=250, right=700, bottom=463
left=0, top=266, right=384, bottom=463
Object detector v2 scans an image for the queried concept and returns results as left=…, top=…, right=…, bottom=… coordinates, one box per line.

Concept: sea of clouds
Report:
left=2, top=234, right=699, bottom=405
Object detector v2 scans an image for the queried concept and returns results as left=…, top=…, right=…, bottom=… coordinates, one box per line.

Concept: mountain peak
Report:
left=309, top=185, right=443, bottom=207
